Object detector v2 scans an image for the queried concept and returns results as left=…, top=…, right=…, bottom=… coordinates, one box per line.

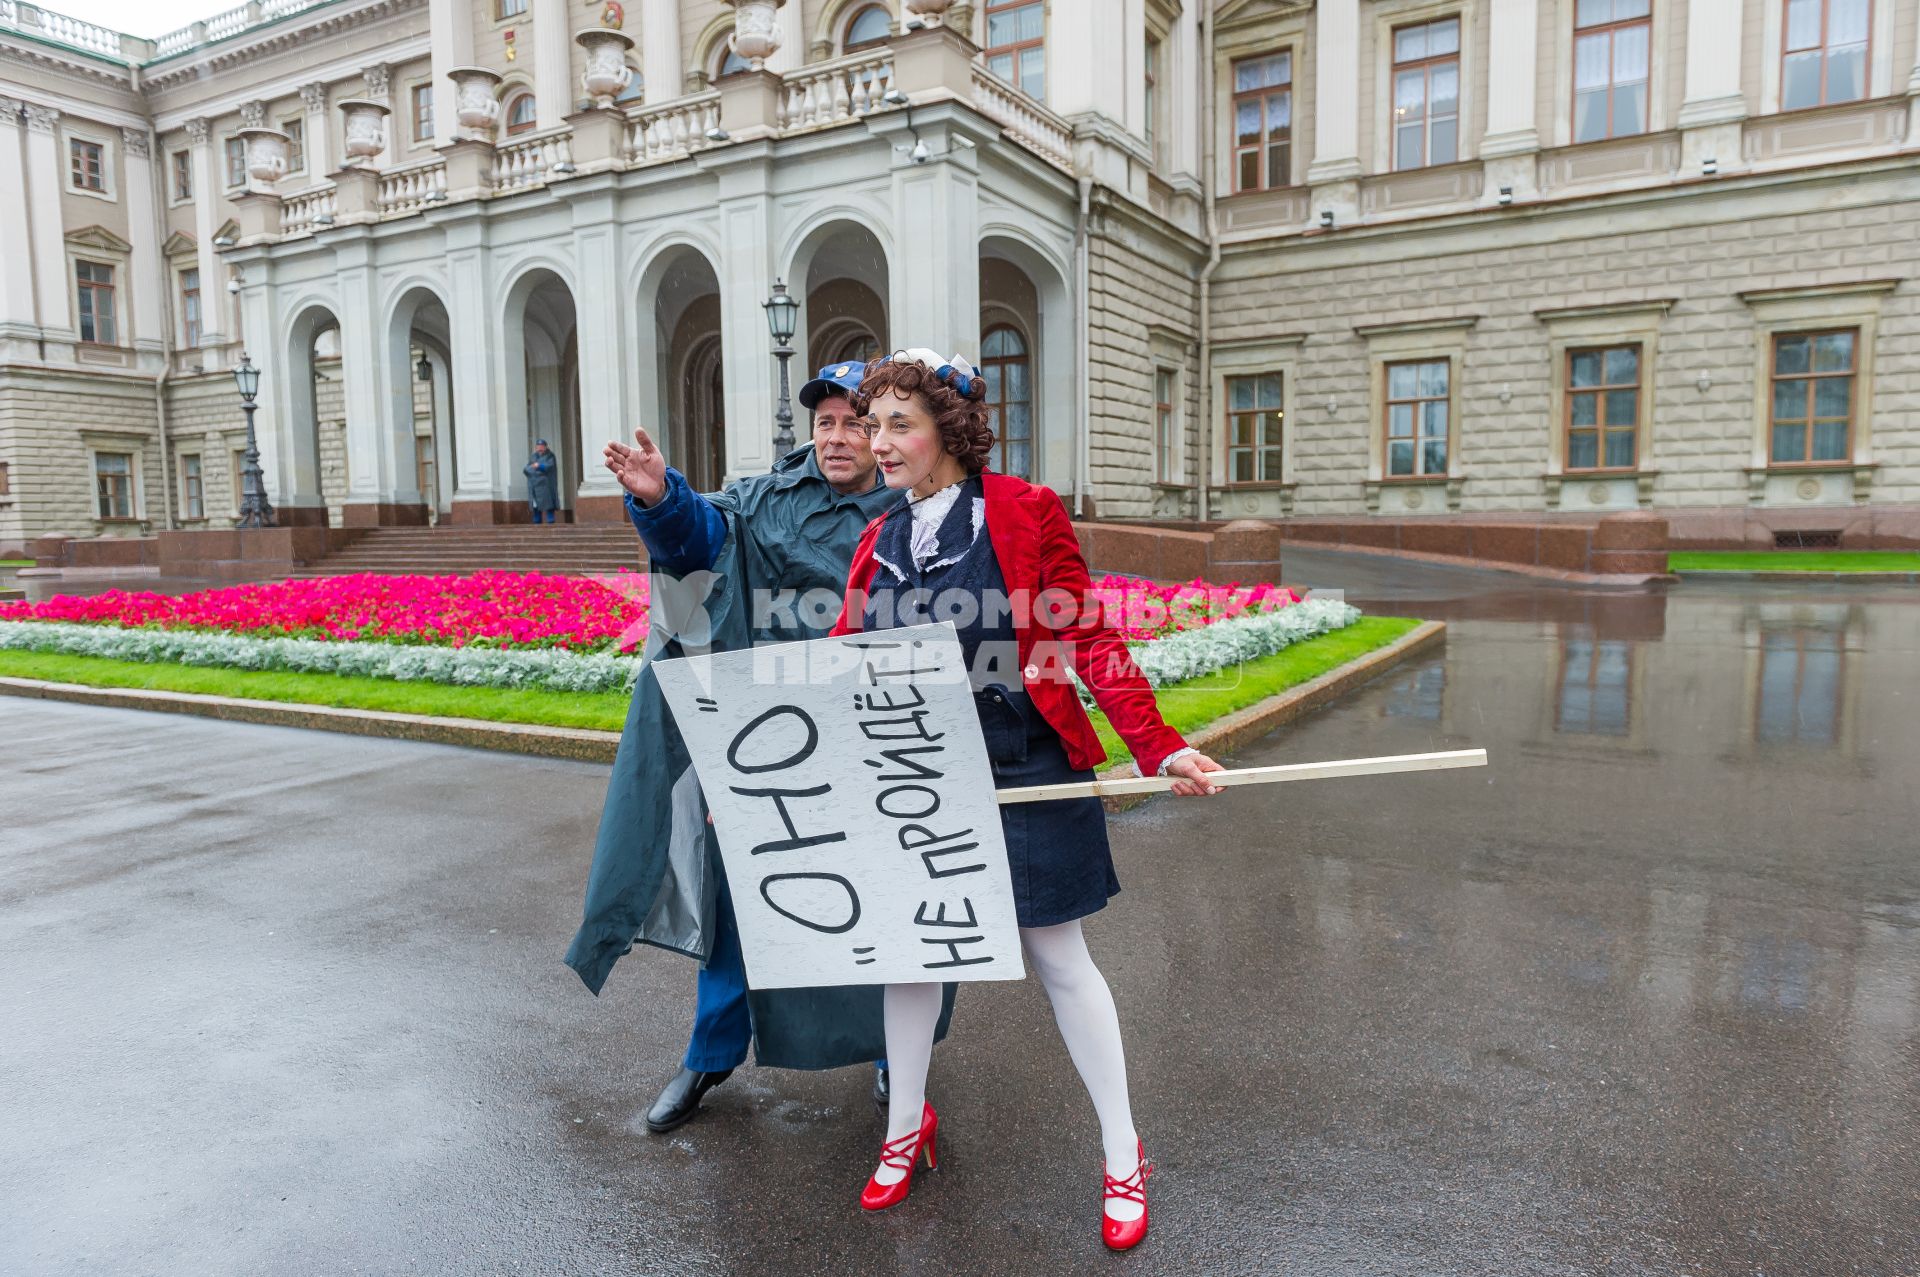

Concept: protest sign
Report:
left=654, top=622, right=1025, bottom=990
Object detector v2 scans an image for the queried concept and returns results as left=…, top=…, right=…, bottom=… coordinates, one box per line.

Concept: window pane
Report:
left=1232, top=450, right=1253, bottom=482
left=1259, top=411, right=1284, bottom=447
left=1605, top=390, right=1638, bottom=427
left=1827, top=46, right=1866, bottom=103
left=1574, top=89, right=1609, bottom=143
left=1811, top=421, right=1848, bottom=461
left=1260, top=446, right=1284, bottom=479
left=1774, top=336, right=1811, bottom=375
left=1267, top=141, right=1289, bottom=184
left=1394, top=25, right=1426, bottom=62
left=981, top=364, right=1001, bottom=400
left=1004, top=439, right=1031, bottom=479
left=847, top=6, right=891, bottom=44
left=1005, top=360, right=1030, bottom=402
left=1773, top=378, right=1809, bottom=422
left=1571, top=393, right=1599, bottom=427
left=1431, top=18, right=1460, bottom=55
left=1388, top=364, right=1418, bottom=398
left=988, top=52, right=1014, bottom=79
left=1418, top=361, right=1448, bottom=397
left=1812, top=376, right=1851, bottom=419
left=1431, top=63, right=1459, bottom=115
left=1388, top=439, right=1415, bottom=475
left=1431, top=118, right=1458, bottom=165
left=1575, top=33, right=1611, bottom=90
left=1396, top=124, right=1425, bottom=170
left=1266, top=91, right=1291, bottom=132
left=1002, top=404, right=1031, bottom=441
left=1613, top=24, right=1649, bottom=80
left=1568, top=432, right=1599, bottom=469
left=1230, top=413, right=1251, bottom=447
left=1604, top=430, right=1637, bottom=468
left=1237, top=150, right=1259, bottom=191
left=1422, top=400, right=1449, bottom=437
left=1020, top=48, right=1046, bottom=99
left=1784, top=0, right=1821, bottom=49
left=1772, top=422, right=1807, bottom=462
left=1615, top=0, right=1650, bottom=16
left=1388, top=403, right=1414, bottom=437
left=1614, top=82, right=1648, bottom=136
left=1257, top=374, right=1282, bottom=406
left=1228, top=377, right=1254, bottom=411
left=1576, top=0, right=1612, bottom=27
left=1395, top=68, right=1426, bottom=115
left=1603, top=346, right=1638, bottom=384
left=1571, top=352, right=1602, bottom=387
left=1422, top=438, right=1448, bottom=474
left=1156, top=370, right=1173, bottom=400
left=986, top=8, right=1019, bottom=43
left=1782, top=51, right=1822, bottom=110
left=1830, top=0, right=1870, bottom=43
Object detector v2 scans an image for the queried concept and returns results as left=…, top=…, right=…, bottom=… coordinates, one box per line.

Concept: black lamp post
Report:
left=232, top=352, right=276, bottom=528
left=762, top=278, right=800, bottom=453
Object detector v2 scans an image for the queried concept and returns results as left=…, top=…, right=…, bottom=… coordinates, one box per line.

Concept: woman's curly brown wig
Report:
left=852, top=358, right=995, bottom=474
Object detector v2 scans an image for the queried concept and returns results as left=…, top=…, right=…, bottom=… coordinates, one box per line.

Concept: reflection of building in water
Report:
left=1555, top=633, right=1633, bottom=737
left=1739, top=604, right=1864, bottom=755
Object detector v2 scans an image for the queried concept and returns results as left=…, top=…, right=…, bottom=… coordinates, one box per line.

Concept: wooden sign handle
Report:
left=993, top=748, right=1488, bottom=805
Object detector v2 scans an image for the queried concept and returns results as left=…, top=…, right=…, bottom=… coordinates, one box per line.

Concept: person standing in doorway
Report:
left=524, top=439, right=559, bottom=524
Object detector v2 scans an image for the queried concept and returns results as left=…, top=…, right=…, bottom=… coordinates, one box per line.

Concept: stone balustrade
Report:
left=279, top=185, right=337, bottom=236
left=490, top=129, right=573, bottom=192
left=624, top=92, right=723, bottom=165
left=968, top=63, right=1072, bottom=170
left=778, top=48, right=897, bottom=132
left=377, top=160, right=447, bottom=216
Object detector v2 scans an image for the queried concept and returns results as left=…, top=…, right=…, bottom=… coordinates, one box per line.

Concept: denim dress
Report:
left=862, top=478, right=1119, bottom=927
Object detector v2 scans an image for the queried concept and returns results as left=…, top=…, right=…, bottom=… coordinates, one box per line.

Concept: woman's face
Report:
left=866, top=389, right=960, bottom=495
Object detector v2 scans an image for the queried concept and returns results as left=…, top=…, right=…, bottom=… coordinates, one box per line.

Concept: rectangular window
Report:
left=496, top=0, right=528, bottom=17
left=984, top=0, right=1047, bottom=101
left=416, top=436, right=437, bottom=501
left=1574, top=0, right=1651, bottom=143
left=0, top=460, right=10, bottom=498
left=181, top=453, right=205, bottom=520
left=1392, top=17, right=1460, bottom=170
left=1144, top=37, right=1161, bottom=156
left=95, top=452, right=134, bottom=519
left=232, top=447, right=248, bottom=511
left=70, top=138, right=106, bottom=192
left=1566, top=345, right=1640, bottom=470
left=224, top=136, right=246, bottom=187
left=1232, top=52, right=1293, bottom=192
left=1154, top=368, right=1177, bottom=483
left=1384, top=359, right=1450, bottom=477
left=1782, top=0, right=1870, bottom=110
left=181, top=268, right=202, bottom=348
left=75, top=261, right=116, bottom=345
left=1225, top=373, right=1284, bottom=483
left=1769, top=329, right=1856, bottom=464
left=412, top=84, right=435, bottom=143
left=282, top=118, right=305, bottom=173
left=171, top=149, right=193, bottom=200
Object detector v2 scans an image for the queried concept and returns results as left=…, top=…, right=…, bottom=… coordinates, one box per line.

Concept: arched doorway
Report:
left=503, top=268, right=580, bottom=520
left=641, top=245, right=727, bottom=492
left=387, top=286, right=457, bottom=522
left=792, top=219, right=890, bottom=380
left=281, top=302, right=341, bottom=526
left=980, top=323, right=1033, bottom=478
left=980, top=235, right=1073, bottom=491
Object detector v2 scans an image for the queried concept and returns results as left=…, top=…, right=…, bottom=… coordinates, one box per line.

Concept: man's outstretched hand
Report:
left=605, top=427, right=668, bottom=507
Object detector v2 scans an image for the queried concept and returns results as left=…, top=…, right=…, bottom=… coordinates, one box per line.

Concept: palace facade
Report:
left=2, top=0, right=1918, bottom=554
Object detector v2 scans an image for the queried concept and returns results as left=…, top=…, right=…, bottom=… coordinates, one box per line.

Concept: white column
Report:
left=715, top=181, right=779, bottom=480
left=185, top=119, right=228, bottom=349
left=572, top=198, right=631, bottom=511
left=1678, top=0, right=1747, bottom=126
left=888, top=152, right=980, bottom=366
left=1305, top=0, right=1361, bottom=182
left=444, top=225, right=506, bottom=507
left=22, top=105, right=70, bottom=336
left=120, top=128, right=165, bottom=353
left=1166, top=4, right=1199, bottom=179
left=1905, top=10, right=1920, bottom=148
left=300, top=83, right=332, bottom=177
left=0, top=99, right=37, bottom=341
left=641, top=0, right=684, bottom=102
left=430, top=0, right=474, bottom=147
left=1482, top=0, right=1540, bottom=153
left=533, top=0, right=571, bottom=129
left=767, top=0, right=805, bottom=75
left=1045, top=0, right=1126, bottom=119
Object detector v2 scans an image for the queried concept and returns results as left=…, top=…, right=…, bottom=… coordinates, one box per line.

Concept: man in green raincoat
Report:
left=566, top=362, right=952, bottom=1133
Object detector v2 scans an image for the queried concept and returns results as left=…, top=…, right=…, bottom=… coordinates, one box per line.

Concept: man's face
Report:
left=810, top=394, right=877, bottom=491
left=535, top=443, right=549, bottom=455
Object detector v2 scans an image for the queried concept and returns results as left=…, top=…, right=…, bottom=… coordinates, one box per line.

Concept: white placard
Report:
left=654, top=622, right=1025, bottom=989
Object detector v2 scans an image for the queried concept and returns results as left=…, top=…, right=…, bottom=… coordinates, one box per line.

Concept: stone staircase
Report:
left=295, top=524, right=647, bottom=577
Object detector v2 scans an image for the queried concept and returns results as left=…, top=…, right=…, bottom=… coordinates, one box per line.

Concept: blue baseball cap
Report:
left=798, top=360, right=867, bottom=411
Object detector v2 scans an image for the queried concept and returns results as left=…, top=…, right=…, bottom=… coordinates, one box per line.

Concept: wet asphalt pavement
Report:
left=4, top=551, right=1918, bottom=1276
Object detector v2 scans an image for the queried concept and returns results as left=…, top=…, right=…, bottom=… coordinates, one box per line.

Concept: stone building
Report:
left=2, top=0, right=1917, bottom=557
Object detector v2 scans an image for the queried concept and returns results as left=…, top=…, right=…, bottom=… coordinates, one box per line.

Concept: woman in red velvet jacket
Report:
left=829, top=349, right=1224, bottom=1251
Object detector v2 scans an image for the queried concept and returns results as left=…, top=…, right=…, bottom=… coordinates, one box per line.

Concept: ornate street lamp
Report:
left=763, top=278, right=800, bottom=453
left=232, top=353, right=277, bottom=528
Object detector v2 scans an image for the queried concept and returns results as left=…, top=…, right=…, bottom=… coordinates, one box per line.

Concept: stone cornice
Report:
left=0, top=32, right=138, bottom=90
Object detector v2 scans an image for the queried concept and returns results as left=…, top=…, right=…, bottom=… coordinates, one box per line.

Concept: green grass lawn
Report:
left=1, top=614, right=1424, bottom=744
left=1087, top=615, right=1423, bottom=767
left=1670, top=550, right=1920, bottom=574
left=0, top=559, right=35, bottom=568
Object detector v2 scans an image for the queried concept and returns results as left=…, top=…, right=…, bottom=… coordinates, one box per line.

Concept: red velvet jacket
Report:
left=830, top=471, right=1188, bottom=778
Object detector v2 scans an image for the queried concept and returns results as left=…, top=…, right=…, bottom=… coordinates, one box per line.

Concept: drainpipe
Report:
left=1196, top=8, right=1220, bottom=524
left=147, top=125, right=176, bottom=533
left=1073, top=174, right=1093, bottom=519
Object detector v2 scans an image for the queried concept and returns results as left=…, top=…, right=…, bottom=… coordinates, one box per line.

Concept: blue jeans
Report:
left=529, top=506, right=555, bottom=524
left=681, top=883, right=887, bottom=1074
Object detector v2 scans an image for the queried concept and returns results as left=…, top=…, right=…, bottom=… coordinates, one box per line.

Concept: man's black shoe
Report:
left=645, top=1067, right=733, bottom=1133
left=872, top=1065, right=889, bottom=1112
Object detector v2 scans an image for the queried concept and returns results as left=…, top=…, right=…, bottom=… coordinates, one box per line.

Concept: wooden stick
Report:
left=993, top=748, right=1488, bottom=805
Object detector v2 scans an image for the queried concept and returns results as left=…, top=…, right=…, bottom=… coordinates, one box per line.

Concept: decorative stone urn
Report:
left=336, top=98, right=391, bottom=166
left=574, top=28, right=636, bottom=107
left=904, top=0, right=956, bottom=24
left=238, top=126, right=291, bottom=187
left=448, top=66, right=505, bottom=140
left=724, top=0, right=785, bottom=70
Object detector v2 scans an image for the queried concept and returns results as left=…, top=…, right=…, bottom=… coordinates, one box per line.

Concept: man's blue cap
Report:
left=798, top=360, right=867, bottom=411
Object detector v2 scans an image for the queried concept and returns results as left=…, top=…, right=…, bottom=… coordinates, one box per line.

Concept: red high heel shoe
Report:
left=860, top=1102, right=938, bottom=1211
left=1101, top=1140, right=1154, bottom=1251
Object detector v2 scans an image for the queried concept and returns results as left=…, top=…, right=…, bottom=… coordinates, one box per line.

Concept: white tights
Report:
left=876, top=920, right=1143, bottom=1219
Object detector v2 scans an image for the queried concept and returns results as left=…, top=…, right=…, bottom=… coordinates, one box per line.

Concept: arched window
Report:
left=981, top=324, right=1031, bottom=478
left=715, top=44, right=752, bottom=81
left=843, top=3, right=892, bottom=51
left=616, top=65, right=645, bottom=103
left=503, top=91, right=537, bottom=135
left=834, top=332, right=880, bottom=365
